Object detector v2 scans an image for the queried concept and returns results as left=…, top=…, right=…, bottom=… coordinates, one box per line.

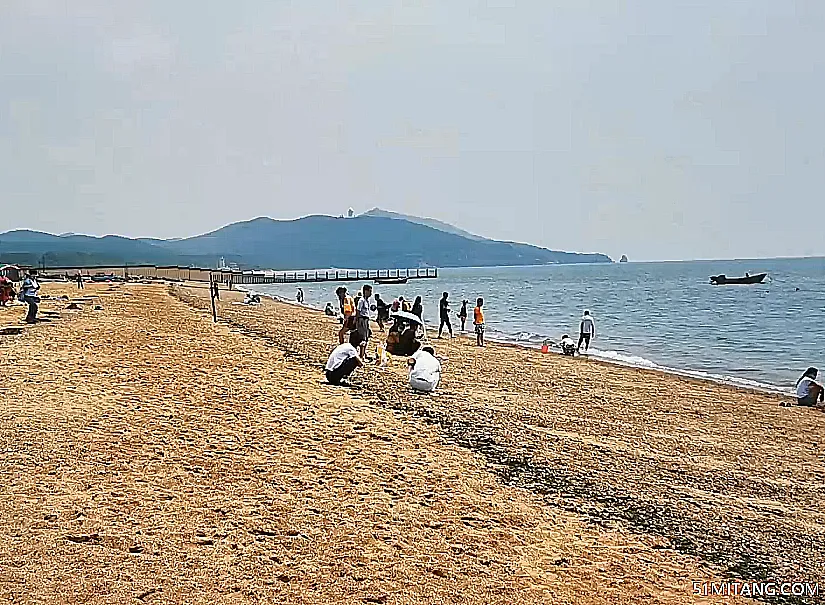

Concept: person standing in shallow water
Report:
left=577, top=310, right=596, bottom=353
left=438, top=292, right=453, bottom=338
left=296, top=288, right=304, bottom=304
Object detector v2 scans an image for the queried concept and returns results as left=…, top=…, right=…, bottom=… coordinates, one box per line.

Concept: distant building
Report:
left=218, top=256, right=227, bottom=269
left=347, top=208, right=354, bottom=218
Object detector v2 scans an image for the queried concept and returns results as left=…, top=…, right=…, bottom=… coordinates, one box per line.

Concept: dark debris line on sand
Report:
left=172, top=286, right=824, bottom=605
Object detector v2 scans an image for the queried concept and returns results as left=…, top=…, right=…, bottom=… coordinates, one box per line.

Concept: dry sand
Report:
left=0, top=282, right=820, bottom=603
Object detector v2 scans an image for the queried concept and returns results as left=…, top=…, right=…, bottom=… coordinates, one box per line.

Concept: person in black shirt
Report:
left=374, top=293, right=389, bottom=330
left=438, top=292, right=453, bottom=338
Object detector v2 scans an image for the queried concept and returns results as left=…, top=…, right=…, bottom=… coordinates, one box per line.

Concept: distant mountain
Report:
left=0, top=215, right=612, bottom=269
left=362, top=208, right=484, bottom=241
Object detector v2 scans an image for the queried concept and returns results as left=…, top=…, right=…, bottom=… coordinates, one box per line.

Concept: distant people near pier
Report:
left=473, top=298, right=485, bottom=347
left=400, top=296, right=411, bottom=313
left=458, top=300, right=468, bottom=332
left=296, top=287, right=304, bottom=304
left=577, top=310, right=596, bottom=353
left=411, top=296, right=423, bottom=320
left=324, top=302, right=336, bottom=316
left=438, top=292, right=453, bottom=338
left=21, top=270, right=41, bottom=324
left=355, top=284, right=373, bottom=358
left=337, top=286, right=356, bottom=344
left=374, top=293, right=389, bottom=331
left=76, top=273, right=84, bottom=289
left=391, top=298, right=401, bottom=313
left=0, top=276, right=15, bottom=306
left=325, top=331, right=364, bottom=386
left=796, top=367, right=824, bottom=407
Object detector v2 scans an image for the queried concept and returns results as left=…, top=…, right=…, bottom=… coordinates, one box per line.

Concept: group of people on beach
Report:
left=323, top=285, right=490, bottom=391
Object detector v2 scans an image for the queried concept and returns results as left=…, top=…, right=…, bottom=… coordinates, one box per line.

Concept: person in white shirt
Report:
left=20, top=270, right=41, bottom=324
left=796, top=367, right=823, bottom=406
left=577, top=310, right=596, bottom=353
left=325, top=331, right=364, bottom=385
left=407, top=345, right=441, bottom=393
left=355, top=284, right=374, bottom=358
left=560, top=334, right=576, bottom=356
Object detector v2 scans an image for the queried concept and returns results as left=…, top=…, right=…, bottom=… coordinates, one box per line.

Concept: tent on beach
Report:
left=0, top=265, right=23, bottom=282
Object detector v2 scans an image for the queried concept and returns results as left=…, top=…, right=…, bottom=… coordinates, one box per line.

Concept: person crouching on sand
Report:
left=796, top=367, right=824, bottom=406
left=473, top=298, right=485, bottom=347
left=408, top=344, right=441, bottom=392
left=325, top=331, right=364, bottom=385
left=560, top=334, right=576, bottom=356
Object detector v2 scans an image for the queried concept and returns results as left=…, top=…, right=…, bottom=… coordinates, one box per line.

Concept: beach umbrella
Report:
left=390, top=310, right=430, bottom=343
left=390, top=311, right=423, bottom=326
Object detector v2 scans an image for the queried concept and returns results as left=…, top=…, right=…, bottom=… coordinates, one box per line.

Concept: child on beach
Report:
left=458, top=300, right=468, bottom=332
left=325, top=331, right=364, bottom=385
left=473, top=298, right=485, bottom=347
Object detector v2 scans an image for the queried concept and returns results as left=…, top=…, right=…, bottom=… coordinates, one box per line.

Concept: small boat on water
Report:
left=710, top=273, right=767, bottom=285
left=374, top=277, right=408, bottom=285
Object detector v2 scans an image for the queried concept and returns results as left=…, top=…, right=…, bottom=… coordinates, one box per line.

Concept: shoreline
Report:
left=236, top=284, right=792, bottom=400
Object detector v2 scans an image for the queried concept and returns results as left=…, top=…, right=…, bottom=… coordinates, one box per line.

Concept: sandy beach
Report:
left=1, top=281, right=822, bottom=603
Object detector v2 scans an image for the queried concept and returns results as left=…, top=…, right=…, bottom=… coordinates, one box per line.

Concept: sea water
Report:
left=256, top=257, right=825, bottom=393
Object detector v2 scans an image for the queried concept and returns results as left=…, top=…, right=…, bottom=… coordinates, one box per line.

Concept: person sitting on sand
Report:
left=243, top=292, right=261, bottom=305
left=560, top=334, right=576, bottom=356
left=325, top=331, right=364, bottom=385
left=400, top=296, right=411, bottom=313
left=408, top=344, right=441, bottom=393
left=324, top=302, right=336, bottom=316
left=386, top=317, right=420, bottom=357
left=796, top=367, right=824, bottom=407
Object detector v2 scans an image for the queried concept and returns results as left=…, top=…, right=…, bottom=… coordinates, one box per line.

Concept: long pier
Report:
left=32, top=264, right=438, bottom=287
left=233, top=267, right=438, bottom=285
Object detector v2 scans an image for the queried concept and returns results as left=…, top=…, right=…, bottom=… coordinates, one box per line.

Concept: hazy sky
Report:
left=1, top=1, right=823, bottom=261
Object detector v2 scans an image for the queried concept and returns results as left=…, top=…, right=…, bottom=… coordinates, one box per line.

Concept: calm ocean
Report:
left=256, top=257, right=825, bottom=393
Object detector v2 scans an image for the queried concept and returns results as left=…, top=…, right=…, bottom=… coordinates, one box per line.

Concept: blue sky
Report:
left=1, top=0, right=823, bottom=260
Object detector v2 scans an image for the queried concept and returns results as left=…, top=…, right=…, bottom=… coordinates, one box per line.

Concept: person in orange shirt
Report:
left=337, top=286, right=357, bottom=344
left=473, top=297, right=485, bottom=347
